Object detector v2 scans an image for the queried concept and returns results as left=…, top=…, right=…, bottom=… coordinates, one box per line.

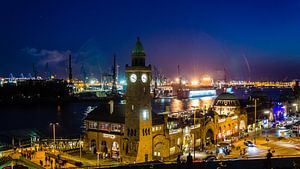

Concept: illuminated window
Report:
left=142, top=110, right=149, bottom=120
left=177, top=138, right=181, bottom=145
left=89, top=122, right=97, bottom=129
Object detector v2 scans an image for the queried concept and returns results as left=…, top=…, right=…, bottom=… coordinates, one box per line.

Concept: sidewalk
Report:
left=19, top=151, right=76, bottom=169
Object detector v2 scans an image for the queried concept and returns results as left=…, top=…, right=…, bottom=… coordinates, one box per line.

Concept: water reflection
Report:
left=154, top=96, right=217, bottom=113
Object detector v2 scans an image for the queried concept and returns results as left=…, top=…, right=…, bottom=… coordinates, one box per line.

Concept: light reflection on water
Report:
left=154, top=96, right=217, bottom=113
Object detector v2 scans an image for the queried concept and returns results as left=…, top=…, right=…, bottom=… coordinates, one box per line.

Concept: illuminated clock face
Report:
left=130, top=74, right=137, bottom=83
left=141, top=74, right=148, bottom=83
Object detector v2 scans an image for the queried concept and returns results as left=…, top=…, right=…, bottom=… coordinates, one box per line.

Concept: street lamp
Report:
left=192, top=106, right=198, bottom=160
left=79, top=139, right=83, bottom=160
left=252, top=98, right=259, bottom=144
left=49, top=123, right=59, bottom=150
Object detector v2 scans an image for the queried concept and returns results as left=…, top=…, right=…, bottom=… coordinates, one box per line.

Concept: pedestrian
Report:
left=266, top=149, right=273, bottom=169
left=186, top=152, right=193, bottom=169
left=177, top=155, right=181, bottom=164
left=50, top=159, right=53, bottom=168
left=45, top=156, right=48, bottom=165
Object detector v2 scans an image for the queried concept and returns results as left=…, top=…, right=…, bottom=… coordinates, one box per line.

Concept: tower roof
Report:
left=131, top=37, right=145, bottom=57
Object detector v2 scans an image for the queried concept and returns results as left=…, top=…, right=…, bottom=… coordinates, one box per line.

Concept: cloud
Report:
left=21, top=46, right=112, bottom=79
left=22, top=47, right=70, bottom=65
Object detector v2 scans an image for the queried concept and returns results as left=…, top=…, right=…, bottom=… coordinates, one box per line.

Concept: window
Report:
left=111, top=124, right=121, bottom=132
left=99, top=123, right=109, bottom=131
left=89, top=122, right=97, bottom=129
left=142, top=110, right=149, bottom=120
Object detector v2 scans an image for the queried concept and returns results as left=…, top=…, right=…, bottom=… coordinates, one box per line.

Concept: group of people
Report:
left=0, top=156, right=13, bottom=166
left=41, top=155, right=54, bottom=168
left=20, top=150, right=35, bottom=160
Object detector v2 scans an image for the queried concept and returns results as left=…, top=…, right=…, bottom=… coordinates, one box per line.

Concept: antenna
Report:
left=68, top=54, right=73, bottom=83
left=81, top=64, right=87, bottom=85
left=112, top=54, right=117, bottom=95
left=32, top=63, right=38, bottom=79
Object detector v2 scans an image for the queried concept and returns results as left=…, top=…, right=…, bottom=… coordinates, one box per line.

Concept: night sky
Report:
left=1, top=0, right=300, bottom=81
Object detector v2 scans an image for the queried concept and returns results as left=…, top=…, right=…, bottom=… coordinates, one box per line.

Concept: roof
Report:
left=85, top=102, right=125, bottom=123
left=85, top=101, right=165, bottom=125
left=131, top=37, right=145, bottom=57
left=215, top=93, right=238, bottom=101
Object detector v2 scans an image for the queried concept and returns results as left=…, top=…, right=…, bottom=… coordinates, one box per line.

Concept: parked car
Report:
left=244, top=140, right=255, bottom=147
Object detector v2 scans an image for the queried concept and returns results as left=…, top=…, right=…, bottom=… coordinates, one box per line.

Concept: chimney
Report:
left=109, top=100, right=114, bottom=114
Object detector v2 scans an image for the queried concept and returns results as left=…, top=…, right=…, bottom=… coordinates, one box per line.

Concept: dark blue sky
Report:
left=1, top=0, right=300, bottom=81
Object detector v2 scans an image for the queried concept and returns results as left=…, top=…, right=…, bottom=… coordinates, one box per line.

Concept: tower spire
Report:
left=131, top=37, right=146, bottom=66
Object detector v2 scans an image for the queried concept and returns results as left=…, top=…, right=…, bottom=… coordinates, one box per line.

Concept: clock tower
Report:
left=123, top=37, right=153, bottom=163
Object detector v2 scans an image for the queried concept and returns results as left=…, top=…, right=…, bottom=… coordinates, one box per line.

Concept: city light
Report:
left=89, top=80, right=96, bottom=85
left=1, top=3, right=300, bottom=167
left=191, top=80, right=199, bottom=86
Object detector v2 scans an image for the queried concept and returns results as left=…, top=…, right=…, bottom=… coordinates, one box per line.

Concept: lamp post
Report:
left=253, top=98, right=258, bottom=144
left=96, top=151, right=101, bottom=166
left=79, top=138, right=83, bottom=160
left=49, top=123, right=59, bottom=150
left=192, top=106, right=197, bottom=160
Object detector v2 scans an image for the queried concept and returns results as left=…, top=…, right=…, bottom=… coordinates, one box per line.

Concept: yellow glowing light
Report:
left=202, top=76, right=211, bottom=81
left=175, top=78, right=180, bottom=82
left=191, top=80, right=199, bottom=86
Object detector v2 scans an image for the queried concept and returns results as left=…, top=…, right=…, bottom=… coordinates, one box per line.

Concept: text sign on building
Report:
left=103, top=134, right=116, bottom=139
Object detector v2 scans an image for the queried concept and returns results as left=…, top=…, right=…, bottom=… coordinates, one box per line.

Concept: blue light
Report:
left=189, top=90, right=216, bottom=98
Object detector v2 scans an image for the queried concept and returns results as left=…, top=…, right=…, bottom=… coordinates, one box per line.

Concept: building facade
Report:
left=84, top=38, right=247, bottom=164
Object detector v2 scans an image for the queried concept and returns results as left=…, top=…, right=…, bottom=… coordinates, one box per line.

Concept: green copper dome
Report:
left=131, top=37, right=145, bottom=57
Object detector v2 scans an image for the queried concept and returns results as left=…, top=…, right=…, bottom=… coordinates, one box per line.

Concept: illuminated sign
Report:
left=103, top=134, right=116, bottom=139
left=231, top=115, right=238, bottom=120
